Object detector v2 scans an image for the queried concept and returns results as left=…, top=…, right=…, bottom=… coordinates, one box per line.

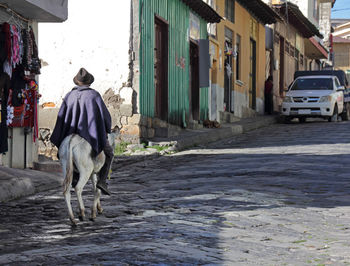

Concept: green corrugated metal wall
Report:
left=200, top=23, right=209, bottom=121
left=139, top=0, right=209, bottom=126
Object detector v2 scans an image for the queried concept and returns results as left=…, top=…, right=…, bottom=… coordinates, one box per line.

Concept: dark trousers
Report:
left=98, top=141, right=114, bottom=183
left=264, top=93, right=273, bottom=115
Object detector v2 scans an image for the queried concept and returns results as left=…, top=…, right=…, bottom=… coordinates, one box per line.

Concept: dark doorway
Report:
left=249, top=39, right=256, bottom=110
left=190, top=40, right=200, bottom=121
left=224, top=28, right=233, bottom=113
left=224, top=43, right=233, bottom=112
left=295, top=49, right=300, bottom=71
left=279, top=36, right=285, bottom=95
left=154, top=16, right=168, bottom=121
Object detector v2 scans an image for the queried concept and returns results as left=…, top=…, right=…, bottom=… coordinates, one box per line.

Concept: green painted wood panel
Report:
left=200, top=20, right=209, bottom=121
left=139, top=0, right=209, bottom=126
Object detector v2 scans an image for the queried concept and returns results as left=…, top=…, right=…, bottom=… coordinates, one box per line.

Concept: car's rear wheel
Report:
left=328, top=105, right=338, bottom=122
left=283, top=116, right=292, bottom=124
left=299, top=117, right=306, bottom=123
left=340, top=103, right=350, bottom=121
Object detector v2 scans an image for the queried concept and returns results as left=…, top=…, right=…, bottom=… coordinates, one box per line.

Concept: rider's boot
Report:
left=96, top=179, right=111, bottom=196
left=97, top=142, right=114, bottom=196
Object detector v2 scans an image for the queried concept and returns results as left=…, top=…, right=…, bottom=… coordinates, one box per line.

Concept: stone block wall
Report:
left=38, top=86, right=141, bottom=159
left=38, top=85, right=185, bottom=160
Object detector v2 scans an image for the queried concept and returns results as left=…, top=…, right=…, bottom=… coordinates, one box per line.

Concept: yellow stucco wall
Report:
left=256, top=23, right=265, bottom=99
left=210, top=1, right=266, bottom=103
left=334, top=43, right=350, bottom=70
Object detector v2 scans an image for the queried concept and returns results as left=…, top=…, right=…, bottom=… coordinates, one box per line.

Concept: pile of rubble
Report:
left=38, top=128, right=58, bottom=160
left=122, top=142, right=177, bottom=156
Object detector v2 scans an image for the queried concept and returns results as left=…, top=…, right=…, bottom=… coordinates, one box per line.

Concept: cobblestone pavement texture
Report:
left=1, top=120, right=350, bottom=265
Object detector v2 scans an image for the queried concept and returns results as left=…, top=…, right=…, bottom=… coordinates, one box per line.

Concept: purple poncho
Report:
left=50, top=87, right=111, bottom=155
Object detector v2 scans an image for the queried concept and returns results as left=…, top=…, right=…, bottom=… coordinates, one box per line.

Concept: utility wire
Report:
left=332, top=8, right=350, bottom=12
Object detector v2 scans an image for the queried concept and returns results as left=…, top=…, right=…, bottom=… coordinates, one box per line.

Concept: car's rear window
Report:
left=291, top=78, right=333, bottom=90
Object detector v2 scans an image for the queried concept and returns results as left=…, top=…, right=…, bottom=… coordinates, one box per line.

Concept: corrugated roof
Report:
left=305, top=37, right=328, bottom=59
left=334, top=36, right=350, bottom=43
left=274, top=2, right=323, bottom=39
left=236, top=0, right=281, bottom=25
left=181, top=0, right=222, bottom=23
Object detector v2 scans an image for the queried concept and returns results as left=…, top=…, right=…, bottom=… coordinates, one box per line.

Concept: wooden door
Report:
left=154, top=17, right=168, bottom=120
left=249, top=39, right=256, bottom=110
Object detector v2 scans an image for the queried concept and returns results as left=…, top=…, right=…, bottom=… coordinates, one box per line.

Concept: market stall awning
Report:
left=274, top=2, right=323, bottom=39
left=0, top=0, right=67, bottom=22
left=304, top=37, right=329, bottom=59
left=181, top=0, right=222, bottom=23
left=236, top=0, right=281, bottom=25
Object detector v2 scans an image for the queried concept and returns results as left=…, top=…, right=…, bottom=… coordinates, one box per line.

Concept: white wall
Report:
left=289, top=0, right=319, bottom=27
left=38, top=0, right=131, bottom=106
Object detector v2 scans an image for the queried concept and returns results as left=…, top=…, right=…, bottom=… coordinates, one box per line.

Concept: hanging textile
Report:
left=0, top=21, right=41, bottom=146
left=0, top=72, right=10, bottom=153
left=24, top=27, right=41, bottom=74
left=6, top=68, right=39, bottom=130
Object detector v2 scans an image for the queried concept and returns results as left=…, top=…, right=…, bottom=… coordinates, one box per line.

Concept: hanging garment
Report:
left=0, top=72, right=10, bottom=153
left=10, top=65, right=26, bottom=107
left=0, top=27, right=7, bottom=64
left=6, top=89, right=25, bottom=127
left=3, top=60, right=12, bottom=78
left=26, top=29, right=33, bottom=71
left=11, top=25, right=21, bottom=68
left=21, top=29, right=28, bottom=69
left=26, top=79, right=39, bottom=141
left=1, top=23, right=11, bottom=62
left=28, top=28, right=41, bottom=74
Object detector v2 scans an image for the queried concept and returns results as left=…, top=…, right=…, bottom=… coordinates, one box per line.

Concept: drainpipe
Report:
left=23, top=127, right=31, bottom=169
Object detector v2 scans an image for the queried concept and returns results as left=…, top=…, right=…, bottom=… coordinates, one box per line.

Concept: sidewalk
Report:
left=0, top=115, right=278, bottom=203
left=0, top=166, right=63, bottom=202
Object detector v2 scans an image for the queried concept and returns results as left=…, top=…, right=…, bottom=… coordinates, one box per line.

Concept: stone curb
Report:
left=0, top=167, right=63, bottom=203
left=174, top=116, right=277, bottom=151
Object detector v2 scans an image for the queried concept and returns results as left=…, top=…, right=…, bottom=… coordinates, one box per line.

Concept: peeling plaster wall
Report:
left=319, top=2, right=332, bottom=44
left=38, top=0, right=131, bottom=106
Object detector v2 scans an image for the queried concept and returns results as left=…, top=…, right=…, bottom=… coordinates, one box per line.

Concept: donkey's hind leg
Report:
left=61, top=159, right=77, bottom=226
left=91, top=173, right=102, bottom=221
left=64, top=185, right=77, bottom=226
left=75, top=169, right=91, bottom=221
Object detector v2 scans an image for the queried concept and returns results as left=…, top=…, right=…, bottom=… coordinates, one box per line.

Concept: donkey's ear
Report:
left=111, top=125, right=120, bottom=135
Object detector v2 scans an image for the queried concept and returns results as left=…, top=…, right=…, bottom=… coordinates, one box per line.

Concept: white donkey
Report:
left=59, top=130, right=118, bottom=226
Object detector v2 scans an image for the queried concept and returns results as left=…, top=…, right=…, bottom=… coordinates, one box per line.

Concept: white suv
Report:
left=281, top=75, right=345, bottom=123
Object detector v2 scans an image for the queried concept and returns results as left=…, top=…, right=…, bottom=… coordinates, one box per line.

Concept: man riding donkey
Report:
left=50, top=68, right=114, bottom=196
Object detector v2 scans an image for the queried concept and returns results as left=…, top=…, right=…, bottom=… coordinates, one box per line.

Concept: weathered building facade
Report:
left=204, top=0, right=279, bottom=121
left=132, top=0, right=221, bottom=136
left=332, top=21, right=350, bottom=81
left=262, top=1, right=327, bottom=113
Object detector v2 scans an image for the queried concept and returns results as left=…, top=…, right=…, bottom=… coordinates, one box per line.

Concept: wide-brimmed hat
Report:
left=73, top=68, right=94, bottom=85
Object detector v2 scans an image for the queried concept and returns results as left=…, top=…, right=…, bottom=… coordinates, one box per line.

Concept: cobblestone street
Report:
left=1, top=120, right=350, bottom=265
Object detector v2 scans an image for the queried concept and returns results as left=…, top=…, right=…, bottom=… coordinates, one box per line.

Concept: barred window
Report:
left=225, top=0, right=235, bottom=23
left=274, top=32, right=280, bottom=43
left=290, top=45, right=295, bottom=57
left=236, top=34, right=241, bottom=80
left=285, top=41, right=290, bottom=54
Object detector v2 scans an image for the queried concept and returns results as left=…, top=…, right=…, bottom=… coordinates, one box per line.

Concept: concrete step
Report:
left=187, top=120, right=203, bottom=130
left=155, top=124, right=183, bottom=138
left=220, top=111, right=241, bottom=123
left=33, top=161, right=62, bottom=173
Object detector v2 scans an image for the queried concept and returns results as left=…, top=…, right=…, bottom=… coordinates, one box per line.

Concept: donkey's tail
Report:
left=63, top=136, right=74, bottom=194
